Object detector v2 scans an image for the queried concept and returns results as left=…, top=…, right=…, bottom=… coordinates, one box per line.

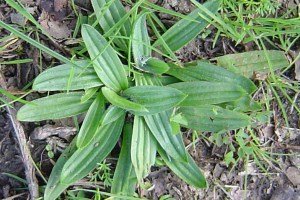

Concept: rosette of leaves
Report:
left=16, top=0, right=259, bottom=199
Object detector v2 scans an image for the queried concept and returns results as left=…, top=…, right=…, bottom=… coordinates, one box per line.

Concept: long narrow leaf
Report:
left=179, top=105, right=251, bottom=132
left=144, top=112, right=187, bottom=161
left=92, top=0, right=131, bottom=51
left=157, top=145, right=206, bottom=188
left=111, top=123, right=137, bottom=197
left=131, top=116, right=156, bottom=183
left=215, top=50, right=289, bottom=78
left=60, top=109, right=126, bottom=184
left=44, top=138, right=77, bottom=200
left=17, top=92, right=93, bottom=122
left=132, top=13, right=151, bottom=68
left=135, top=74, right=187, bottom=161
left=102, top=87, right=148, bottom=113
left=76, top=93, right=105, bottom=148
left=153, top=0, right=220, bottom=52
left=33, top=60, right=102, bottom=91
left=123, top=85, right=187, bottom=115
left=169, top=81, right=247, bottom=106
left=82, top=24, right=128, bottom=91
left=167, top=61, right=257, bottom=94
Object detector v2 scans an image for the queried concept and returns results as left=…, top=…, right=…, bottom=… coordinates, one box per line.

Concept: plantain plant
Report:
left=13, top=0, right=260, bottom=199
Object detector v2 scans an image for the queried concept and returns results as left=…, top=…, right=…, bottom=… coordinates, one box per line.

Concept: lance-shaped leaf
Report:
left=82, top=24, right=128, bottom=92
left=221, top=96, right=262, bottom=112
left=111, top=123, right=137, bottom=198
left=102, top=87, right=148, bottom=113
left=132, top=13, right=151, bottom=68
left=178, top=105, right=251, bottom=132
left=76, top=93, right=105, bottom=148
left=131, top=116, right=156, bottom=183
left=17, top=92, right=93, bottom=122
left=167, top=61, right=256, bottom=94
left=100, top=106, right=126, bottom=126
left=60, top=109, right=126, bottom=184
left=144, top=111, right=187, bottom=161
left=159, top=76, right=181, bottom=86
left=132, top=13, right=170, bottom=74
left=123, top=85, right=187, bottom=115
left=169, top=81, right=247, bottom=106
left=215, top=50, right=289, bottom=78
left=33, top=60, right=102, bottom=91
left=157, top=145, right=206, bottom=188
left=92, top=0, right=131, bottom=51
left=44, top=138, right=77, bottom=200
left=153, top=0, right=220, bottom=52
left=135, top=74, right=187, bottom=161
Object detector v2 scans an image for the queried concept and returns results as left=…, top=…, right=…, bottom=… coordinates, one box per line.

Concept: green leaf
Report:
left=123, top=85, right=187, bottom=115
left=178, top=105, right=251, bottom=132
left=169, top=81, right=247, bottom=106
left=159, top=76, right=181, bottom=85
left=132, top=13, right=151, bottom=68
left=76, top=93, right=105, bottom=148
left=157, top=145, right=206, bottom=188
left=135, top=73, right=163, bottom=86
left=153, top=0, right=220, bottom=52
left=92, top=0, right=131, bottom=51
left=215, top=50, right=289, bottom=78
left=33, top=60, right=102, bottom=91
left=144, top=57, right=170, bottom=75
left=132, top=13, right=169, bottom=74
left=167, top=61, right=256, bottom=94
left=100, top=106, right=126, bottom=126
left=17, top=92, right=93, bottom=122
left=111, top=123, right=137, bottom=198
left=131, top=116, right=156, bottom=183
left=82, top=24, right=128, bottom=91
left=60, top=109, right=126, bottom=184
left=144, top=112, right=187, bottom=161
left=81, top=87, right=99, bottom=103
left=134, top=74, right=187, bottom=161
left=44, top=138, right=77, bottom=200
left=222, top=96, right=262, bottom=112
left=102, top=87, right=148, bottom=113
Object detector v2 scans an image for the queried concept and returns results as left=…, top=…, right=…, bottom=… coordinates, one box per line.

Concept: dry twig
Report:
left=0, top=70, right=39, bottom=199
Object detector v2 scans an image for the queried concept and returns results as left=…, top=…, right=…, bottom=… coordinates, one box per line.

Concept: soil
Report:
left=0, top=110, right=26, bottom=199
left=0, top=0, right=300, bottom=199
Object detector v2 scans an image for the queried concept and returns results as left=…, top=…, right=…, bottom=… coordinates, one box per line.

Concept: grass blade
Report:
left=0, top=20, right=74, bottom=65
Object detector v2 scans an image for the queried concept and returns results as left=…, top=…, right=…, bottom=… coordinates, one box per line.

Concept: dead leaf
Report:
left=216, top=50, right=289, bottom=78
left=31, top=124, right=76, bottom=141
left=292, top=50, right=300, bottom=80
left=10, top=13, right=26, bottom=26
left=39, top=11, right=71, bottom=39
